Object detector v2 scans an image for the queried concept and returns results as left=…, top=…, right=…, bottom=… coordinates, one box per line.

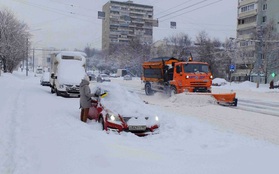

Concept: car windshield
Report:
left=183, top=64, right=209, bottom=73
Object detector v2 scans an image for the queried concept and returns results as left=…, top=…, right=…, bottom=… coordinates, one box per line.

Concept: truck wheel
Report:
left=170, top=86, right=177, bottom=96
left=233, top=98, right=238, bottom=106
left=145, top=83, right=153, bottom=95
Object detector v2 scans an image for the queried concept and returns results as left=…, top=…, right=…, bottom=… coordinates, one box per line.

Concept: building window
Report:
left=240, top=4, right=255, bottom=13
left=263, top=4, right=267, bottom=11
left=238, top=16, right=256, bottom=25
left=263, top=16, right=266, bottom=23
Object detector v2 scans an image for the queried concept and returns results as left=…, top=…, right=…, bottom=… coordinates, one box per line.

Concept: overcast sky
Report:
left=1, top=0, right=238, bottom=51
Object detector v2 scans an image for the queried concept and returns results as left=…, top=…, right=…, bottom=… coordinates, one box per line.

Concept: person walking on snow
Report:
left=79, top=75, right=95, bottom=122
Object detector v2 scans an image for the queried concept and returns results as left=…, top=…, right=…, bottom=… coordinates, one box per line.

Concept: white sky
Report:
left=1, top=0, right=238, bottom=50
left=1, top=71, right=279, bottom=173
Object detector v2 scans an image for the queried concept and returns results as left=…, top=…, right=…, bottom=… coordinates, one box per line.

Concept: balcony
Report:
left=237, top=22, right=257, bottom=30
left=131, top=19, right=145, bottom=24
left=237, top=32, right=254, bottom=39
left=238, top=9, right=257, bottom=19
left=238, top=0, right=258, bottom=7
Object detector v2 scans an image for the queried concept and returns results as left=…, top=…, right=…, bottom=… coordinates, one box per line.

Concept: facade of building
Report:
left=101, top=0, right=156, bottom=51
left=235, top=0, right=279, bottom=83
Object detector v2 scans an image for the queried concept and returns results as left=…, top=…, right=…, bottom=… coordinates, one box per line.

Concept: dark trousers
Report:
left=80, top=108, right=89, bottom=122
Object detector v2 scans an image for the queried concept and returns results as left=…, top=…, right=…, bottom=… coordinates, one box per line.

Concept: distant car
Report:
left=88, top=83, right=160, bottom=136
left=97, top=74, right=111, bottom=82
left=109, top=73, right=118, bottom=78
left=212, top=78, right=227, bottom=86
left=35, top=68, right=43, bottom=77
left=40, top=72, right=51, bottom=86
left=123, top=74, right=132, bottom=80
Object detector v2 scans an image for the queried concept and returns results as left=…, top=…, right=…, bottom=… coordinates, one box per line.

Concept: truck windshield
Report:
left=183, top=64, right=209, bottom=73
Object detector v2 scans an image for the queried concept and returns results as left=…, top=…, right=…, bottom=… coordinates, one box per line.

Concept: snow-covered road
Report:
left=113, top=78, right=279, bottom=145
left=1, top=72, right=279, bottom=174
left=237, top=99, right=279, bottom=117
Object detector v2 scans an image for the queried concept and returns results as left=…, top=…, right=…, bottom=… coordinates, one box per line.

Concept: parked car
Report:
left=96, top=74, right=111, bottom=82
left=123, top=74, right=132, bottom=80
left=35, top=67, right=43, bottom=77
left=109, top=73, right=118, bottom=78
left=88, top=83, right=160, bottom=136
left=40, top=71, right=51, bottom=86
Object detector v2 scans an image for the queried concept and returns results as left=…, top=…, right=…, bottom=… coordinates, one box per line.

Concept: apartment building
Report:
left=101, top=1, right=156, bottom=51
left=235, top=0, right=279, bottom=83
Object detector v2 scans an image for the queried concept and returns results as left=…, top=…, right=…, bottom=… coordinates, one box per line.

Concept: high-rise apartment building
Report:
left=235, top=0, right=279, bottom=82
left=101, top=1, right=156, bottom=51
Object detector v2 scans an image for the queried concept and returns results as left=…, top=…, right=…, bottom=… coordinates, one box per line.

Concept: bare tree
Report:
left=164, top=33, right=192, bottom=59
left=261, top=20, right=279, bottom=83
left=0, top=9, right=29, bottom=73
left=101, top=37, right=152, bottom=76
left=195, top=31, right=228, bottom=78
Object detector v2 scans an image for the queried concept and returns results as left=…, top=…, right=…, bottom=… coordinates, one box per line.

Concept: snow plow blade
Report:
left=211, top=93, right=238, bottom=106
left=183, top=92, right=238, bottom=106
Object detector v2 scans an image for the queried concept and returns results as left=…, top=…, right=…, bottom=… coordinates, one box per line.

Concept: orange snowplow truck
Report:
left=142, top=57, right=237, bottom=106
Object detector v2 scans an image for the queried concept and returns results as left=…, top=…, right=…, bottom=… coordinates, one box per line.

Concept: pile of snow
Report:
left=212, top=78, right=227, bottom=86
left=215, top=80, right=273, bottom=93
left=57, top=60, right=86, bottom=84
left=92, top=83, right=160, bottom=119
left=169, top=92, right=216, bottom=107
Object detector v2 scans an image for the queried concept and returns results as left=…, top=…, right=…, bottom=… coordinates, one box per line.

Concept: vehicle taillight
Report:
left=185, top=75, right=189, bottom=79
left=210, top=75, right=213, bottom=79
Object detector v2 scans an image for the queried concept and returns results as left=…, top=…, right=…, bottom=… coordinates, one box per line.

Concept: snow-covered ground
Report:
left=1, top=71, right=279, bottom=174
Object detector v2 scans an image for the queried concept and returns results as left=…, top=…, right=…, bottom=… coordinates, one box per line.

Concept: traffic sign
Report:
left=230, top=64, right=235, bottom=72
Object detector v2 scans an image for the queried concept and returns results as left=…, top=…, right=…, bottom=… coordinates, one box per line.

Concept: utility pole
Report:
left=256, top=26, right=263, bottom=88
left=26, top=38, right=29, bottom=76
left=0, top=59, right=2, bottom=76
left=33, top=48, right=35, bottom=72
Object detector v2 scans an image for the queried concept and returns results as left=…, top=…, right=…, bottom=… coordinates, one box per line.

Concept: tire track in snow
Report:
left=0, top=79, right=24, bottom=174
left=237, top=99, right=279, bottom=117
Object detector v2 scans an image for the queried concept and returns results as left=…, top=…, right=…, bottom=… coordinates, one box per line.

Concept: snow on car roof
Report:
left=91, top=82, right=158, bottom=118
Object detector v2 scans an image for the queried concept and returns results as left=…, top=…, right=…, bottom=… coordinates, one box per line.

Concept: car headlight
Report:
left=155, top=116, right=159, bottom=122
left=107, top=113, right=121, bottom=121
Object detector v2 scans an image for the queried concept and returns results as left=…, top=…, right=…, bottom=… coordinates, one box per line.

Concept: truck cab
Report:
left=170, top=61, right=213, bottom=93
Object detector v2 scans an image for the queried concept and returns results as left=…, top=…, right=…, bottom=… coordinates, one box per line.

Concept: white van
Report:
left=50, top=51, right=86, bottom=97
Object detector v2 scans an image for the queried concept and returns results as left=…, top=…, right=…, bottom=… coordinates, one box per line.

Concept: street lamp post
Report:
left=33, top=48, right=35, bottom=72
left=25, top=28, right=42, bottom=75
left=0, top=59, right=2, bottom=76
left=32, top=40, right=42, bottom=72
left=26, top=38, right=29, bottom=76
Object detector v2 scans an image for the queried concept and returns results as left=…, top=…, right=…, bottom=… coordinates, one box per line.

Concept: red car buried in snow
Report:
left=87, top=83, right=160, bottom=136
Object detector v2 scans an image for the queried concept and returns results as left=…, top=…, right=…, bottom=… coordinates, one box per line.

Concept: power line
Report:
left=154, top=0, right=193, bottom=18
left=12, top=0, right=72, bottom=16
left=160, top=0, right=223, bottom=22
left=11, top=0, right=99, bottom=24
left=157, top=0, right=209, bottom=19
left=47, top=0, right=97, bottom=12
